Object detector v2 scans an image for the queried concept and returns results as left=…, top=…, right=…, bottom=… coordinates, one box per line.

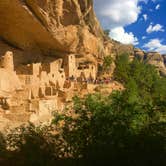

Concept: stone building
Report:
left=76, top=62, right=97, bottom=81
left=0, top=51, right=14, bottom=71
left=0, top=52, right=22, bottom=111
left=44, top=59, right=66, bottom=89
left=63, top=54, right=97, bottom=80
left=63, top=54, right=77, bottom=78
left=16, top=57, right=66, bottom=98
left=0, top=52, right=21, bottom=94
left=0, top=51, right=99, bottom=123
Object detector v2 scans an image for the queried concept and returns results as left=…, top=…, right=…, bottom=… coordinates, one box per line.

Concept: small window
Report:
left=52, top=74, right=54, bottom=77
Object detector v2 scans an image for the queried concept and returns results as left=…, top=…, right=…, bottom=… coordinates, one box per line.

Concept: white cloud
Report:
left=143, top=39, right=166, bottom=54
left=94, top=0, right=140, bottom=44
left=142, top=36, right=147, bottom=39
left=155, top=4, right=160, bottom=10
left=143, top=14, right=148, bottom=21
left=94, top=0, right=142, bottom=28
left=110, top=27, right=139, bottom=45
left=146, top=23, right=165, bottom=33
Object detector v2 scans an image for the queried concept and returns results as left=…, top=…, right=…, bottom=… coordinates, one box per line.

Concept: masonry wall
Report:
left=63, top=54, right=77, bottom=78
left=0, top=51, right=14, bottom=71
left=31, top=63, right=41, bottom=76
left=76, top=63, right=97, bottom=80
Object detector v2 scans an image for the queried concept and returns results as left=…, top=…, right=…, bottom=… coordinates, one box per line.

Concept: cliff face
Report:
left=0, top=0, right=165, bottom=72
left=112, top=41, right=166, bottom=76
left=0, top=0, right=105, bottom=65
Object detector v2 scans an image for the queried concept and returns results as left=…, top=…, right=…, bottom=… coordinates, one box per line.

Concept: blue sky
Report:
left=94, top=0, right=166, bottom=54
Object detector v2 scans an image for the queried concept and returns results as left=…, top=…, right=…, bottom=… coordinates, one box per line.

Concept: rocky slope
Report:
left=113, top=41, right=166, bottom=76
left=0, top=0, right=110, bottom=66
left=134, top=49, right=166, bottom=76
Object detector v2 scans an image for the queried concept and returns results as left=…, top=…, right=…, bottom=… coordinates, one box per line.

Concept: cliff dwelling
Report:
left=0, top=51, right=103, bottom=123
left=0, top=0, right=125, bottom=127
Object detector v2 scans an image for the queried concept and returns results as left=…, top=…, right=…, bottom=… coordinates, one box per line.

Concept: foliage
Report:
left=103, top=56, right=113, bottom=72
left=114, top=53, right=164, bottom=104
left=104, top=29, right=110, bottom=37
left=62, top=92, right=166, bottom=166
left=114, top=53, right=130, bottom=82
left=2, top=124, right=60, bottom=166
left=98, top=55, right=113, bottom=75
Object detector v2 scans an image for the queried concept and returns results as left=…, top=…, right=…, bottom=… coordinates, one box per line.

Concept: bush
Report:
left=103, top=56, right=113, bottom=72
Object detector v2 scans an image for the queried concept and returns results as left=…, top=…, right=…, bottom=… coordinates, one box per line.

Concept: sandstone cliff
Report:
left=113, top=41, right=166, bottom=76
left=0, top=0, right=165, bottom=74
left=0, top=0, right=106, bottom=66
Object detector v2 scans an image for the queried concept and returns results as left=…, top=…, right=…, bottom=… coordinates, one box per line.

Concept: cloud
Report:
left=110, top=27, right=139, bottom=45
left=143, top=14, right=148, bottom=21
left=143, top=39, right=166, bottom=54
left=94, top=0, right=142, bottom=28
left=142, top=36, right=147, bottom=39
left=155, top=4, right=160, bottom=10
left=146, top=23, right=165, bottom=33
left=94, top=0, right=140, bottom=44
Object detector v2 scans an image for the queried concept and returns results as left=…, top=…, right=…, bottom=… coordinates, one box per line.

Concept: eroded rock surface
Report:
left=0, top=0, right=105, bottom=65
left=145, top=52, right=166, bottom=76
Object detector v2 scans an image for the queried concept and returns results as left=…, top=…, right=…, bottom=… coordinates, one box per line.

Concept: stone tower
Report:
left=0, top=51, right=14, bottom=71
left=63, top=54, right=77, bottom=78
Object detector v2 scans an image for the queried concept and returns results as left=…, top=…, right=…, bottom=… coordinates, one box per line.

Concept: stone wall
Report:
left=0, top=51, right=14, bottom=71
left=63, top=54, right=77, bottom=78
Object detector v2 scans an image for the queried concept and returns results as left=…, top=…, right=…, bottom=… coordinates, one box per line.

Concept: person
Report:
left=95, top=78, right=98, bottom=84
left=106, top=78, right=109, bottom=84
left=69, top=75, right=74, bottom=81
left=64, top=78, right=71, bottom=89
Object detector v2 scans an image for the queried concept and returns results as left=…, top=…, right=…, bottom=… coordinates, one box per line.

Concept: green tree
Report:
left=114, top=53, right=130, bottom=82
left=102, top=56, right=113, bottom=72
left=104, top=29, right=110, bottom=37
